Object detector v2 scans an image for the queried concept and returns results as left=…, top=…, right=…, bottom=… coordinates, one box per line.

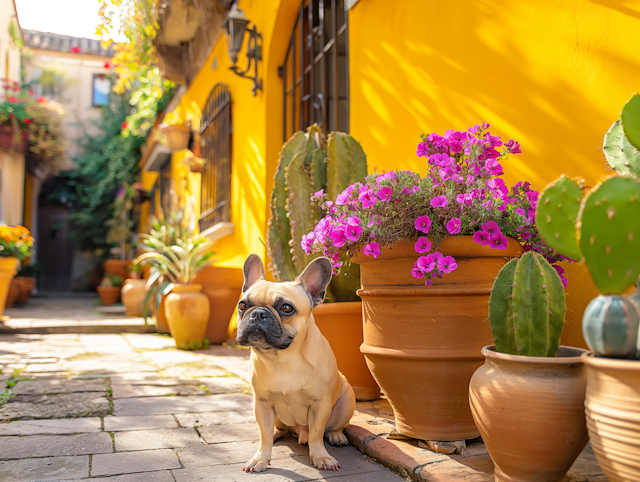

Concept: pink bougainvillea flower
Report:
left=411, top=261, right=425, bottom=278
left=377, top=187, right=393, bottom=202
left=368, top=214, right=381, bottom=227
left=329, top=228, right=346, bottom=248
left=301, top=232, right=315, bottom=254
left=473, top=230, right=490, bottom=246
left=446, top=217, right=461, bottom=234
left=345, top=224, right=363, bottom=242
left=358, top=189, right=376, bottom=208
left=416, top=142, right=429, bottom=157
left=312, top=189, right=324, bottom=199
left=363, top=241, right=381, bottom=258
left=431, top=252, right=444, bottom=264
left=482, top=221, right=501, bottom=238
left=71, top=46, right=81, bottom=53
left=490, top=234, right=509, bottom=250
left=414, top=236, right=432, bottom=254
left=521, top=231, right=532, bottom=240
left=417, top=254, right=436, bottom=273
left=431, top=195, right=448, bottom=208
left=559, top=274, right=568, bottom=289
left=552, top=264, right=565, bottom=276
left=411, top=186, right=419, bottom=194
left=347, top=216, right=361, bottom=226
left=506, top=139, right=522, bottom=154
left=414, top=215, right=432, bottom=233
left=437, top=255, right=458, bottom=274
left=425, top=278, right=433, bottom=286
left=336, top=190, right=351, bottom=206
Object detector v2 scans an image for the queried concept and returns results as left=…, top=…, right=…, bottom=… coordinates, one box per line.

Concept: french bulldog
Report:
left=236, top=254, right=356, bottom=473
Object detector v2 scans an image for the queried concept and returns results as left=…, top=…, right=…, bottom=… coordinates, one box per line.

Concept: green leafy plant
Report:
left=267, top=124, right=367, bottom=302
left=105, top=184, right=137, bottom=260
left=100, top=273, right=124, bottom=287
left=489, top=252, right=566, bottom=357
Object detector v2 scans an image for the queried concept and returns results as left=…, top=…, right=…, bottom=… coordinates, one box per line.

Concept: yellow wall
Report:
left=160, top=0, right=640, bottom=347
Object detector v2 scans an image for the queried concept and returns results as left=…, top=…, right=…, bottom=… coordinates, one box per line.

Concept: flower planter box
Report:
left=352, top=235, right=522, bottom=441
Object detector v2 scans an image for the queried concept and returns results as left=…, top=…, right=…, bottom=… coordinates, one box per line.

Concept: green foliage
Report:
left=121, top=68, right=173, bottom=138
left=621, top=94, right=640, bottom=153
left=603, top=120, right=640, bottom=178
left=266, top=125, right=368, bottom=302
left=489, top=252, right=566, bottom=357
left=535, top=175, right=584, bottom=261
left=179, top=339, right=210, bottom=351
left=582, top=295, right=640, bottom=359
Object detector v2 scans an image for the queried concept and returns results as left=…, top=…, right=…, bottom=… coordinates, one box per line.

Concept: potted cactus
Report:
left=266, top=124, right=380, bottom=401
left=469, top=252, right=589, bottom=482
left=96, top=274, right=124, bottom=306
left=535, top=95, right=640, bottom=481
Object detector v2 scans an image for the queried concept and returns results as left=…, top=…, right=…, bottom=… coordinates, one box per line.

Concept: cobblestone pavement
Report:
left=0, top=333, right=404, bottom=481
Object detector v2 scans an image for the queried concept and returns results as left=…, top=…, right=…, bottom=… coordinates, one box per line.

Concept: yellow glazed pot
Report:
left=0, top=257, right=19, bottom=316
left=121, top=279, right=146, bottom=316
left=165, top=284, right=210, bottom=350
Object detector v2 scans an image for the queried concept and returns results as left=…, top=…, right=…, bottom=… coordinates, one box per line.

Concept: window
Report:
left=199, top=83, right=232, bottom=232
left=282, top=0, right=349, bottom=140
left=92, top=74, right=110, bottom=107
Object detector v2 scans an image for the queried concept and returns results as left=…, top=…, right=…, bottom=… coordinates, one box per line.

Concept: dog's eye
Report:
left=238, top=301, right=247, bottom=311
left=280, top=304, right=294, bottom=315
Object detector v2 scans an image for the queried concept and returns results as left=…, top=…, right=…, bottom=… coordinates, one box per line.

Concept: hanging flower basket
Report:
left=0, top=125, right=28, bottom=155
left=160, top=124, right=191, bottom=152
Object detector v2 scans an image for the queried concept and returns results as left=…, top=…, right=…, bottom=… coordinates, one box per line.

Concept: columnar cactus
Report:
left=267, top=124, right=367, bottom=302
left=489, top=252, right=566, bottom=357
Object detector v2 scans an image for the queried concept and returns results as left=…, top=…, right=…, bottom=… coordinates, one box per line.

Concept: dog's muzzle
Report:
left=236, top=307, right=294, bottom=350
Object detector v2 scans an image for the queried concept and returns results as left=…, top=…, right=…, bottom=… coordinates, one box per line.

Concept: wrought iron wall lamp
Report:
left=223, top=3, right=262, bottom=96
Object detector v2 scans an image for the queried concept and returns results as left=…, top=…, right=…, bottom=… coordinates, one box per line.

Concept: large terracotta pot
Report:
left=353, top=236, right=522, bottom=441
left=193, top=267, right=243, bottom=344
left=103, top=260, right=130, bottom=280
left=14, top=276, right=35, bottom=304
left=6, top=278, right=20, bottom=308
left=96, top=286, right=121, bottom=305
left=152, top=294, right=171, bottom=334
left=121, top=279, right=146, bottom=316
left=0, top=257, right=19, bottom=316
left=470, top=345, right=589, bottom=482
left=313, top=301, right=381, bottom=401
left=160, top=124, right=191, bottom=152
left=165, top=284, right=210, bottom=349
left=582, top=352, right=640, bottom=481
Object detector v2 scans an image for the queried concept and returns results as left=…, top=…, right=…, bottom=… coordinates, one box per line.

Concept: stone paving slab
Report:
left=112, top=384, right=206, bottom=398
left=79, top=470, right=175, bottom=481
left=114, top=393, right=253, bottom=416
left=0, top=392, right=110, bottom=420
left=202, top=377, right=251, bottom=394
left=198, top=422, right=260, bottom=444
left=0, top=455, right=89, bottom=481
left=103, top=414, right=179, bottom=432
left=91, top=449, right=181, bottom=477
left=114, top=427, right=203, bottom=451
left=0, top=432, right=113, bottom=459
left=11, top=378, right=108, bottom=395
left=0, top=417, right=101, bottom=435
left=162, top=366, right=229, bottom=378
left=110, top=373, right=200, bottom=386
left=175, top=410, right=256, bottom=427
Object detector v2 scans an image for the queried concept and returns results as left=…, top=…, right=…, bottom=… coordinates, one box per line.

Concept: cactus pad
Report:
left=602, top=120, right=640, bottom=177
left=582, top=294, right=640, bottom=359
left=536, top=175, right=583, bottom=261
left=621, top=93, right=640, bottom=152
left=489, top=252, right=566, bottom=357
left=578, top=176, right=640, bottom=294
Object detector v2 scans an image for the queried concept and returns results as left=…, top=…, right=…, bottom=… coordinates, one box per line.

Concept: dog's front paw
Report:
left=243, top=457, right=270, bottom=473
left=310, top=453, right=341, bottom=471
left=325, top=430, right=349, bottom=446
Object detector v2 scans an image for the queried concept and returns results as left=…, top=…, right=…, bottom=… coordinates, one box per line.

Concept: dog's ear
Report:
left=242, top=254, right=266, bottom=292
left=296, top=257, right=333, bottom=308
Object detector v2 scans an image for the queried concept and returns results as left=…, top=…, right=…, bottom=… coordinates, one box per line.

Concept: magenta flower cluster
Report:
left=302, top=123, right=568, bottom=287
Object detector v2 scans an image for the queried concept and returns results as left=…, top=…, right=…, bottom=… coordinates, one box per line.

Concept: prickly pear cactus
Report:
left=489, top=252, right=566, bottom=357
left=582, top=294, right=640, bottom=359
left=602, top=120, right=640, bottom=178
left=621, top=93, right=640, bottom=152
left=578, top=176, right=640, bottom=294
left=535, top=175, right=584, bottom=261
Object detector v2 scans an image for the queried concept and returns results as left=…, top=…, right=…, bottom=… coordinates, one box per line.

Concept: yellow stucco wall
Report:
left=158, top=0, right=640, bottom=348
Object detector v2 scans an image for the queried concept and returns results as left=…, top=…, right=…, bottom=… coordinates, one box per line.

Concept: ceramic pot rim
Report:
left=313, top=301, right=362, bottom=315
left=581, top=351, right=640, bottom=371
left=351, top=236, right=523, bottom=264
left=482, top=345, right=587, bottom=365
left=123, top=279, right=146, bottom=286
left=171, top=283, right=203, bottom=293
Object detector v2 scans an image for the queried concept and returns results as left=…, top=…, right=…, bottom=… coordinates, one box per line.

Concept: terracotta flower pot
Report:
left=0, top=257, right=19, bottom=315
left=103, top=260, right=130, bottom=280
left=121, top=279, right=146, bottom=316
left=152, top=294, right=171, bottom=334
left=313, top=301, right=381, bottom=401
left=193, top=267, right=243, bottom=344
left=160, top=124, right=191, bottom=152
left=582, top=352, right=640, bottom=481
left=165, top=284, right=210, bottom=349
left=353, top=236, right=522, bottom=441
left=14, top=276, right=35, bottom=304
left=470, top=345, right=589, bottom=482
left=6, top=278, right=20, bottom=309
left=97, top=286, right=121, bottom=306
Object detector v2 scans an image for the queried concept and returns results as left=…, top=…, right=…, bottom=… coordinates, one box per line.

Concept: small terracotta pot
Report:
left=6, top=278, right=20, bottom=308
left=103, top=260, right=130, bottom=280
left=97, top=286, right=121, bottom=306
left=160, top=124, right=191, bottom=152
left=582, top=352, right=640, bottom=482
left=313, top=301, right=381, bottom=401
left=353, top=236, right=523, bottom=441
left=152, top=295, right=171, bottom=334
left=0, top=257, right=19, bottom=315
left=14, top=276, right=35, bottom=304
left=165, top=284, right=210, bottom=349
left=470, top=345, right=589, bottom=482
left=193, top=267, right=243, bottom=344
left=121, top=279, right=146, bottom=316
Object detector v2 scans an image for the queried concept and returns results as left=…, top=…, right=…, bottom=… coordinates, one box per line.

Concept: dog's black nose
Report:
left=257, top=310, right=268, bottom=321
left=251, top=307, right=272, bottom=323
